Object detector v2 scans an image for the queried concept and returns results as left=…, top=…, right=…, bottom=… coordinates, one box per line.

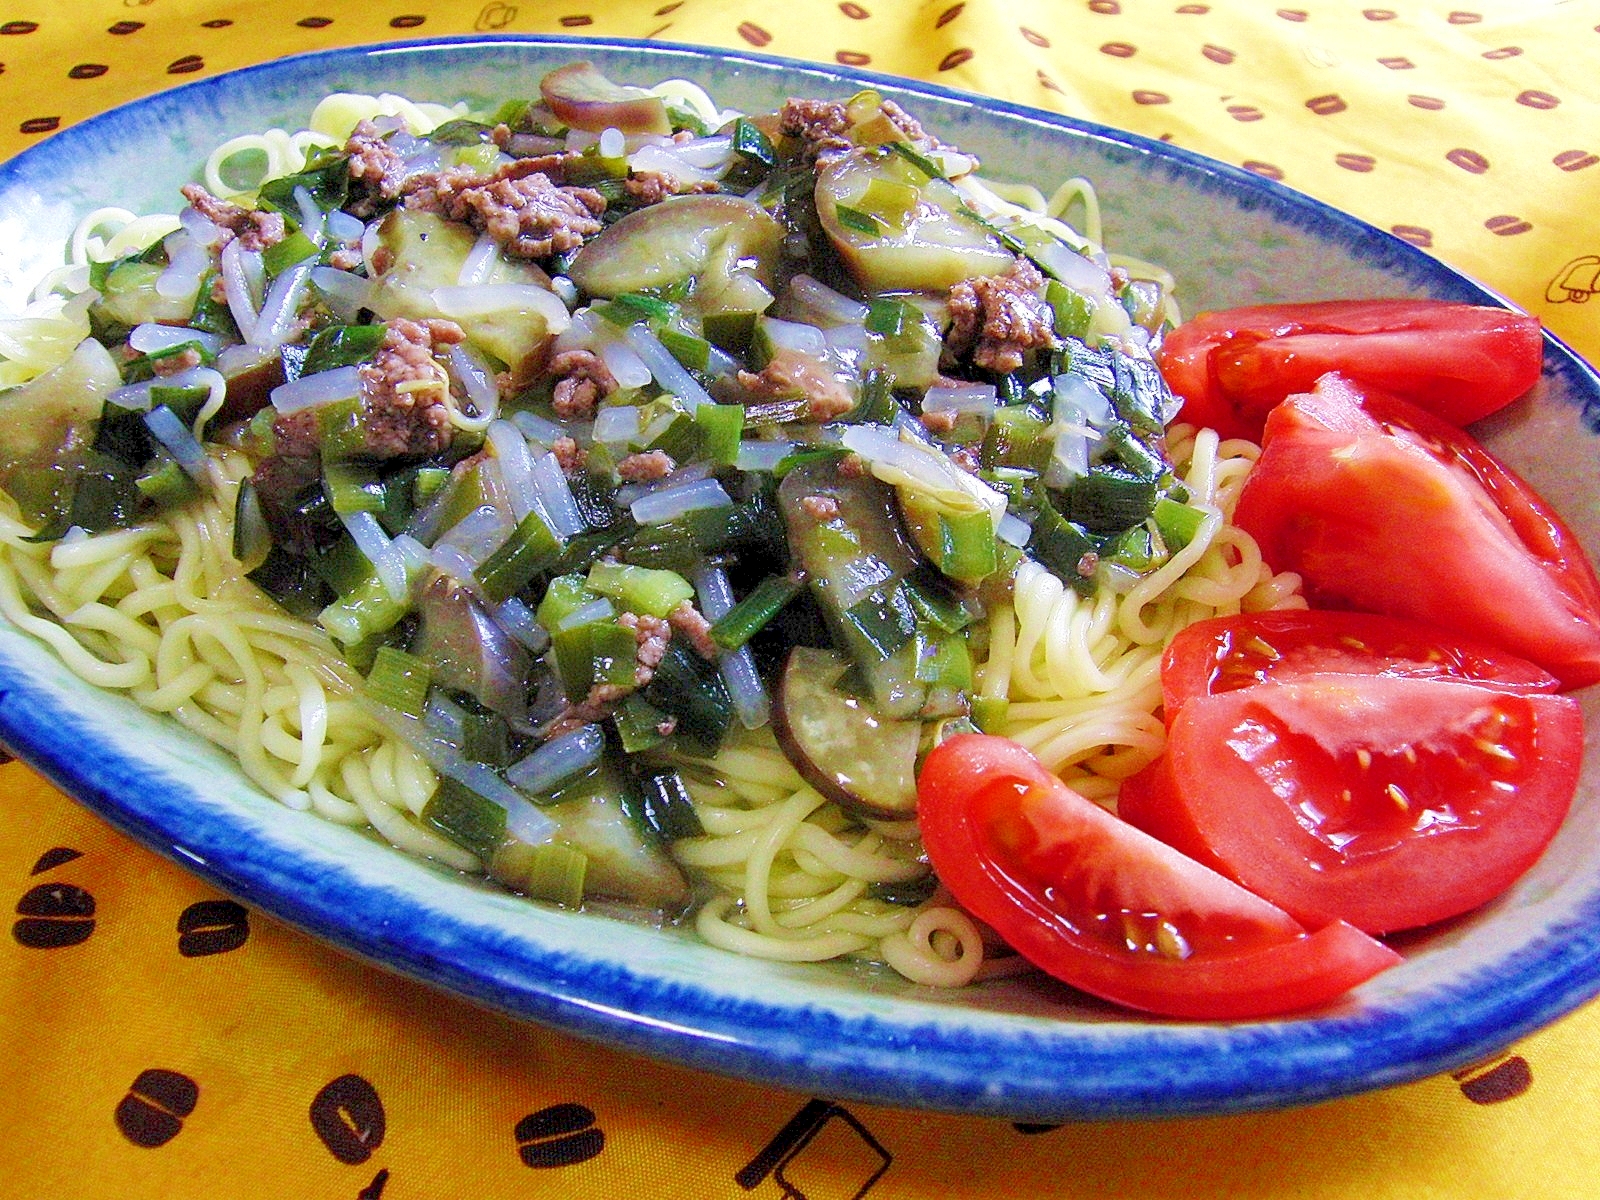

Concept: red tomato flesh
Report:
left=1120, top=676, right=1582, bottom=935
left=1157, top=298, right=1542, bottom=440
left=1160, top=609, right=1561, bottom=717
left=917, top=734, right=1401, bottom=1019
left=1232, top=373, right=1600, bottom=688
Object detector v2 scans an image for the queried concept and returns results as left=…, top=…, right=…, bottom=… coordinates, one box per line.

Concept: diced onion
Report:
left=325, top=208, right=364, bottom=243
left=1053, top=372, right=1113, bottom=426
left=339, top=509, right=409, bottom=602
left=592, top=404, right=642, bottom=447
left=251, top=259, right=313, bottom=350
left=457, top=233, right=500, bottom=286
left=597, top=338, right=653, bottom=390
left=530, top=451, right=585, bottom=538
left=219, top=238, right=264, bottom=343
left=757, top=317, right=828, bottom=359
left=270, top=364, right=362, bottom=413
left=487, top=419, right=540, bottom=523
left=790, top=274, right=868, bottom=325
left=670, top=134, right=734, bottom=170
left=629, top=142, right=723, bottom=186
left=622, top=323, right=713, bottom=411
left=177, top=207, right=223, bottom=247
left=156, top=230, right=209, bottom=301
left=997, top=512, right=1034, bottom=548
left=923, top=382, right=998, bottom=418
left=509, top=409, right=569, bottom=448
left=447, top=343, right=501, bottom=424
left=310, top=266, right=375, bottom=320
left=629, top=475, right=732, bottom=525
left=143, top=404, right=210, bottom=482
left=693, top=564, right=769, bottom=729
left=507, top=724, right=606, bottom=796
left=430, top=284, right=570, bottom=337
left=492, top=596, right=550, bottom=653
left=734, top=439, right=798, bottom=472
left=129, top=323, right=225, bottom=357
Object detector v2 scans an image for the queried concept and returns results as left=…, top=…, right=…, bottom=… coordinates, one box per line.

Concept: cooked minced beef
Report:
left=403, top=160, right=605, bottom=260
left=179, top=184, right=286, bottom=252
left=946, top=257, right=1058, bottom=374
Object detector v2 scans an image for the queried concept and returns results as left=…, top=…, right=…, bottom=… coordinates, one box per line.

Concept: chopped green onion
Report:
left=262, top=230, right=319, bottom=277
left=886, top=139, right=945, bottom=180
left=1065, top=466, right=1160, bottom=534
left=731, top=116, right=776, bottom=165
left=586, top=560, right=694, bottom=618
left=598, top=292, right=677, bottom=328
left=642, top=641, right=734, bottom=751
left=693, top=403, right=744, bottom=465
left=613, top=693, right=674, bottom=754
left=1153, top=496, right=1207, bottom=552
left=833, top=203, right=884, bottom=235
left=301, top=324, right=385, bottom=375
left=422, top=776, right=508, bottom=863
left=1046, top=279, right=1094, bottom=340
left=656, top=327, right=712, bottom=372
left=323, top=460, right=386, bottom=516
left=710, top=574, right=804, bottom=650
left=626, top=767, right=706, bottom=842
left=970, top=694, right=1010, bottom=733
left=495, top=841, right=588, bottom=908
left=364, top=646, right=432, bottom=715
left=135, top=456, right=199, bottom=508
left=475, top=510, right=563, bottom=604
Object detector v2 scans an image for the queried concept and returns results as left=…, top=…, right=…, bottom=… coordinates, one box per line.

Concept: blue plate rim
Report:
left=3, top=33, right=1600, bottom=1122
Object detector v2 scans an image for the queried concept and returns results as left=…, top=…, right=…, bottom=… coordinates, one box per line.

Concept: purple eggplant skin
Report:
left=410, top=572, right=531, bottom=723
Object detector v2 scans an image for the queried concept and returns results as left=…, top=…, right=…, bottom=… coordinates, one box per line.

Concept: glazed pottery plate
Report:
left=2, top=35, right=1598, bottom=1121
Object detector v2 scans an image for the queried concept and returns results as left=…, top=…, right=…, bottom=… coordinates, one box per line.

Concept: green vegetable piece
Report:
left=1154, top=496, right=1207, bottom=552
left=475, top=510, right=563, bottom=604
left=491, top=841, right=589, bottom=909
left=1046, top=279, right=1094, bottom=340
left=612, top=693, right=674, bottom=754
left=731, top=116, right=776, bottom=166
left=626, top=768, right=706, bottom=842
left=969, top=694, right=1010, bottom=733
left=301, top=324, right=386, bottom=375
left=832, top=203, right=884, bottom=236
left=262, top=230, right=319, bottom=277
left=422, top=776, right=508, bottom=863
left=710, top=574, right=804, bottom=650
left=642, top=641, right=734, bottom=752
left=364, top=646, right=432, bottom=715
left=598, top=292, right=678, bottom=328
left=586, top=560, right=694, bottom=618
left=1066, top=466, right=1160, bottom=534
left=693, top=403, right=744, bottom=465
left=134, top=456, right=199, bottom=509
left=322, top=460, right=386, bottom=516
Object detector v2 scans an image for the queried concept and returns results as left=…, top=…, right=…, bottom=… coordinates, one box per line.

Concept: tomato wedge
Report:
left=917, top=734, right=1400, bottom=1019
left=1160, top=609, right=1561, bottom=717
left=1120, top=676, right=1582, bottom=935
left=1157, top=298, right=1542, bottom=440
left=1232, top=373, right=1600, bottom=688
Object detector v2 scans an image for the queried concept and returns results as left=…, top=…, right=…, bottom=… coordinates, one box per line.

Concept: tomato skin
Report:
left=917, top=734, right=1401, bottom=1019
left=1233, top=374, right=1600, bottom=689
left=1160, top=609, right=1561, bottom=717
left=1121, top=677, right=1582, bottom=935
left=1157, top=298, right=1542, bottom=440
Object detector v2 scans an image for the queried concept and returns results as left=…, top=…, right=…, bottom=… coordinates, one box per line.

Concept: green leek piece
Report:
left=1029, top=502, right=1098, bottom=597
left=1103, top=422, right=1165, bottom=480
left=232, top=478, right=272, bottom=573
left=598, top=292, right=677, bottom=328
left=1046, top=279, right=1094, bottom=341
left=903, top=570, right=974, bottom=633
left=317, top=553, right=423, bottom=647
left=301, top=323, right=386, bottom=375
left=1065, top=466, right=1160, bottom=534
left=701, top=309, right=758, bottom=356
left=612, top=693, right=674, bottom=754
left=864, top=296, right=915, bottom=338
left=422, top=776, right=507, bottom=863
left=459, top=703, right=513, bottom=768
left=833, top=203, right=883, bottom=236
left=475, top=510, right=563, bottom=605
left=970, top=694, right=1010, bottom=734
left=656, top=327, right=712, bottom=373
left=586, top=560, right=694, bottom=618
left=492, top=840, right=588, bottom=908
left=710, top=574, right=804, bottom=650
left=536, top=574, right=600, bottom=630
left=981, top=407, right=1052, bottom=472
left=840, top=581, right=919, bottom=663
left=1153, top=496, right=1207, bottom=552
left=731, top=116, right=776, bottom=166
left=315, top=396, right=369, bottom=462
left=886, top=138, right=945, bottom=180
left=860, top=177, right=919, bottom=228
left=693, top=403, right=744, bottom=466
left=134, top=455, right=199, bottom=509
left=262, top=229, right=319, bottom=277
left=627, top=768, right=706, bottom=842
left=363, top=645, right=432, bottom=715
left=642, top=641, right=734, bottom=751
left=323, top=460, right=386, bottom=516
left=932, top=508, right=998, bottom=584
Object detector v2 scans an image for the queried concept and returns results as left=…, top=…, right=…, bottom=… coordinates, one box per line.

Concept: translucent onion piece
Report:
left=270, top=364, right=362, bottom=413
left=129, top=322, right=225, bottom=357
left=309, top=266, right=375, bottom=321
left=629, top=475, right=732, bottom=525
left=693, top=564, right=769, bottom=730
left=622, top=323, right=713, bottom=411
left=592, top=404, right=642, bottom=446
left=790, top=273, right=869, bottom=325
left=447, top=344, right=501, bottom=425
left=530, top=451, right=585, bottom=539
left=457, top=233, right=500, bottom=287
left=177, top=207, right=223, bottom=247
left=509, top=409, right=568, bottom=448
left=339, top=509, right=409, bottom=602
left=292, top=185, right=324, bottom=239
left=492, top=596, right=550, bottom=653
left=250, top=259, right=314, bottom=351
left=734, top=439, right=798, bottom=473
left=156, top=230, right=209, bottom=301
left=597, top=337, right=652, bottom=390
left=219, top=238, right=264, bottom=343
left=997, top=511, right=1034, bottom=548
left=629, top=142, right=723, bottom=186
left=923, top=382, right=998, bottom=418
left=755, top=316, right=828, bottom=359
left=668, top=134, right=734, bottom=170
left=487, top=419, right=539, bottom=523
left=143, top=404, right=209, bottom=482
left=506, top=724, right=606, bottom=796
left=1052, top=372, right=1113, bottom=427
left=325, top=208, right=364, bottom=243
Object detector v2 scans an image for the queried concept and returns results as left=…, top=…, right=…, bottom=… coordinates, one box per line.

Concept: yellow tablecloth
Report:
left=4, top=2, right=1600, bottom=1195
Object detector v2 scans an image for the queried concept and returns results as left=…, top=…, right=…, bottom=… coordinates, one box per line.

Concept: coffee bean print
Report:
left=298, top=16, right=334, bottom=28
left=1486, top=215, right=1533, bottom=236
left=1243, top=161, right=1285, bottom=180
left=1454, top=1054, right=1532, bottom=1103
left=1227, top=104, right=1264, bottom=122
left=115, top=1069, right=199, bottom=1149
left=1391, top=225, right=1434, bottom=248
left=1555, top=149, right=1599, bottom=172
left=1307, top=93, right=1347, bottom=115
left=840, top=2, right=870, bottom=17
left=939, top=49, right=974, bottom=71
left=1202, top=45, right=1236, bottom=64
left=1517, top=90, right=1560, bottom=111
left=13, top=881, right=95, bottom=948
left=31, top=847, right=82, bottom=875
left=107, top=21, right=144, bottom=35
left=1378, top=57, right=1416, bottom=70
left=310, top=1074, right=387, bottom=1165
left=1038, top=70, right=1064, bottom=94
left=935, top=3, right=964, bottom=27
left=1447, top=148, right=1490, bottom=174
left=515, top=1103, right=605, bottom=1168
left=19, top=116, right=59, bottom=135
left=1101, top=42, right=1136, bottom=58
left=1449, top=10, right=1483, bottom=22
left=201, top=18, right=234, bottom=28
left=1409, top=95, right=1446, bottom=111
left=1020, top=26, right=1050, bottom=48
left=1336, top=152, right=1376, bottom=172
left=1088, top=1, right=1121, bottom=13
left=1363, top=8, right=1397, bottom=18
left=1482, top=46, right=1523, bottom=60
left=655, top=1, right=684, bottom=14
left=559, top=14, right=594, bottom=25
left=389, top=15, right=427, bottom=29
left=738, top=21, right=772, bottom=46
left=1177, top=4, right=1211, bottom=12
left=167, top=56, right=205, bottom=75
left=0, top=20, right=39, bottom=34
left=1133, top=90, right=1171, bottom=105
left=177, top=899, right=250, bottom=957
left=1277, top=9, right=1309, bottom=21
left=836, top=51, right=871, bottom=66
left=358, top=1169, right=391, bottom=1199
left=68, top=63, right=109, bottom=79
left=1014, top=1122, right=1062, bottom=1134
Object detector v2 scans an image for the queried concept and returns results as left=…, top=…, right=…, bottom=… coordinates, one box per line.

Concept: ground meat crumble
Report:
left=547, top=348, right=618, bottom=420
left=403, top=160, right=605, bottom=260
left=735, top=349, right=855, bottom=422
left=946, top=257, right=1058, bottom=374
left=179, top=184, right=286, bottom=252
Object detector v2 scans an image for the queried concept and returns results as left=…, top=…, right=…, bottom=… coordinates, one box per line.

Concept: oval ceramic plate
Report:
left=3, top=35, right=1599, bottom=1122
